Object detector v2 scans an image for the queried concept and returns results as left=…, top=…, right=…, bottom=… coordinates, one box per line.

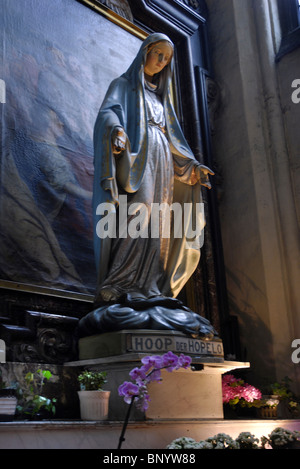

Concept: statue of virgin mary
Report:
left=78, top=33, right=217, bottom=339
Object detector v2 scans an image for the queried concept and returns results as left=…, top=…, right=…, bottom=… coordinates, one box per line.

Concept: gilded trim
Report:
left=79, top=0, right=148, bottom=40
left=0, top=280, right=94, bottom=302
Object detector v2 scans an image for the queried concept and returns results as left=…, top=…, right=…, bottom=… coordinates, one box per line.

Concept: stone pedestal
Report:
left=67, top=330, right=250, bottom=421
left=78, top=329, right=224, bottom=362
left=146, top=366, right=226, bottom=420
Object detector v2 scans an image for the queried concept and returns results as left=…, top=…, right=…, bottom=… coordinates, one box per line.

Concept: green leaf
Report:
left=42, top=370, right=52, bottom=380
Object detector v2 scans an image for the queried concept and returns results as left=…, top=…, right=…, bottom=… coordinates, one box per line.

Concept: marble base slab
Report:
left=1, top=419, right=300, bottom=449
left=147, top=367, right=224, bottom=419
left=78, top=329, right=224, bottom=361
left=67, top=350, right=250, bottom=421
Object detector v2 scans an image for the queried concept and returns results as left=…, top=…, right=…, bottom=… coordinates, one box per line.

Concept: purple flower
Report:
left=118, top=381, right=140, bottom=404
left=129, top=367, right=147, bottom=383
left=119, top=353, right=192, bottom=411
left=141, top=355, right=163, bottom=370
left=136, top=393, right=151, bottom=412
left=147, top=368, right=162, bottom=383
left=161, top=351, right=179, bottom=371
left=178, top=354, right=192, bottom=369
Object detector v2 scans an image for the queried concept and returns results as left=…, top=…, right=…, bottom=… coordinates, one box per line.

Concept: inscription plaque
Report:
left=127, top=332, right=224, bottom=357
left=79, top=329, right=224, bottom=361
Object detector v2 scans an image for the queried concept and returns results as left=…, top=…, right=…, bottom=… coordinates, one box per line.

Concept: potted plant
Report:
left=261, top=427, right=300, bottom=449
left=16, top=369, right=56, bottom=420
left=269, top=376, right=300, bottom=418
left=167, top=431, right=260, bottom=449
left=0, top=370, right=18, bottom=421
left=77, top=370, right=110, bottom=420
left=257, top=395, right=280, bottom=418
left=222, top=374, right=263, bottom=418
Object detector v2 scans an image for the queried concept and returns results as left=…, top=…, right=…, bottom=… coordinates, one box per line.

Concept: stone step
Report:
left=0, top=419, right=299, bottom=449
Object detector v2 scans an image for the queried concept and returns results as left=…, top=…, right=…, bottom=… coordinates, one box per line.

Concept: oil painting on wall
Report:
left=0, top=0, right=142, bottom=296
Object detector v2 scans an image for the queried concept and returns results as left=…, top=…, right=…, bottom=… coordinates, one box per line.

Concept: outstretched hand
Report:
left=112, top=127, right=127, bottom=155
left=196, top=164, right=215, bottom=189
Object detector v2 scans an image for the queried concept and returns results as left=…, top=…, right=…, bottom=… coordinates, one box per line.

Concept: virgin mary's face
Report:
left=144, top=41, right=173, bottom=77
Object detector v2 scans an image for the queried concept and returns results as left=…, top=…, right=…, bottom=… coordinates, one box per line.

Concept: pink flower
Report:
left=242, top=384, right=262, bottom=402
left=222, top=374, right=262, bottom=405
left=222, top=374, right=239, bottom=385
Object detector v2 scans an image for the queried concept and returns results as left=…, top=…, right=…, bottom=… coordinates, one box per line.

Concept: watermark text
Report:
left=0, top=79, right=6, bottom=104
left=291, top=79, right=300, bottom=104
left=95, top=195, right=205, bottom=249
left=291, top=339, right=300, bottom=364
left=0, top=339, right=6, bottom=363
